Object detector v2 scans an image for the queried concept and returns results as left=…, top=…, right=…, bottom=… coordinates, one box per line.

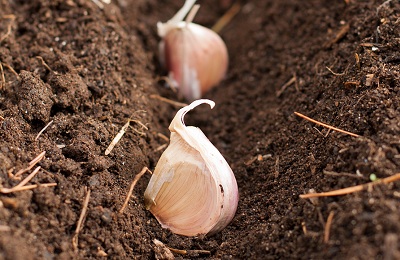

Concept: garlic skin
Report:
left=144, top=99, right=238, bottom=236
left=158, top=0, right=229, bottom=101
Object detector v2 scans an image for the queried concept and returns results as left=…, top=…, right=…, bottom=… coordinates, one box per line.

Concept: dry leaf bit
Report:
left=144, top=99, right=238, bottom=236
left=158, top=0, right=229, bottom=101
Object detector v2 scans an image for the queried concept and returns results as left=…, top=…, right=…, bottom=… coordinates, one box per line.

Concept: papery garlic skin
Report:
left=158, top=0, right=229, bottom=101
left=144, top=99, right=238, bottom=236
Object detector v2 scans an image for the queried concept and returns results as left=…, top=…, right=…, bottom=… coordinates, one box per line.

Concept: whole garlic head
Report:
left=158, top=0, right=229, bottom=101
left=144, top=99, right=239, bottom=236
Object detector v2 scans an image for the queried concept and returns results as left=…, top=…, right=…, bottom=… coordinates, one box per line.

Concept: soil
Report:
left=1, top=0, right=400, bottom=259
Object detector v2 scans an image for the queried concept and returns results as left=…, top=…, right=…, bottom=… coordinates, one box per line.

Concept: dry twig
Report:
left=150, top=94, right=187, bottom=107
left=244, top=156, right=258, bottom=166
left=212, top=2, right=241, bottom=33
left=354, top=53, right=360, bottom=69
left=154, top=133, right=170, bottom=152
left=0, top=225, right=11, bottom=232
left=1, top=166, right=56, bottom=193
left=294, top=112, right=360, bottom=138
left=72, top=187, right=91, bottom=251
left=154, top=143, right=168, bottom=152
left=91, top=0, right=110, bottom=9
left=0, top=62, right=5, bottom=89
left=105, top=122, right=129, bottom=155
left=244, top=154, right=271, bottom=166
left=301, top=222, right=308, bottom=235
left=274, top=156, right=280, bottom=178
left=35, top=120, right=54, bottom=141
left=300, top=172, right=400, bottom=199
left=324, top=211, right=335, bottom=243
left=323, top=170, right=367, bottom=179
left=105, top=119, right=148, bottom=155
left=324, top=23, right=350, bottom=48
left=119, top=167, right=152, bottom=214
left=344, top=81, right=360, bottom=88
left=13, top=151, right=46, bottom=178
left=276, top=75, right=297, bottom=97
left=157, top=132, right=169, bottom=142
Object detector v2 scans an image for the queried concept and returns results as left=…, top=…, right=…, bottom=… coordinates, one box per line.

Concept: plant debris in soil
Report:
left=1, top=0, right=400, bottom=259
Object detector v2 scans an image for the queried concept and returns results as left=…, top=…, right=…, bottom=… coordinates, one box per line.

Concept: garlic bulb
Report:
left=144, top=99, right=238, bottom=236
left=158, top=0, right=229, bottom=101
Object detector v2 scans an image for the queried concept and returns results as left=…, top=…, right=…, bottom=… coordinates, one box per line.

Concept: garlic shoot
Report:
left=144, top=99, right=238, bottom=236
left=158, top=0, right=229, bottom=101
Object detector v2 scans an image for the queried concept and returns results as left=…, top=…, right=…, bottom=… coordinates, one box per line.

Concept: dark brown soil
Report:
left=1, top=0, right=400, bottom=259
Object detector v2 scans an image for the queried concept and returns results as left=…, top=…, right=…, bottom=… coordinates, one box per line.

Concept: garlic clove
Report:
left=158, top=1, right=229, bottom=101
left=144, top=99, right=238, bottom=236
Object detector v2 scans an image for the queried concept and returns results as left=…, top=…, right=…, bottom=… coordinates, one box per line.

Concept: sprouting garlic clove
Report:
left=144, top=99, right=238, bottom=237
left=157, top=0, right=229, bottom=101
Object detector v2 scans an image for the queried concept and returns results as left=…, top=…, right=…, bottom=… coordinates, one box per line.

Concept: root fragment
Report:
left=326, top=66, right=345, bottom=76
left=36, top=56, right=52, bottom=72
left=0, top=14, right=16, bottom=43
left=119, top=167, right=152, bottom=214
left=2, top=62, right=20, bottom=80
left=168, top=246, right=211, bottom=256
left=154, top=239, right=211, bottom=257
left=157, top=76, right=178, bottom=93
left=0, top=62, right=18, bottom=89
